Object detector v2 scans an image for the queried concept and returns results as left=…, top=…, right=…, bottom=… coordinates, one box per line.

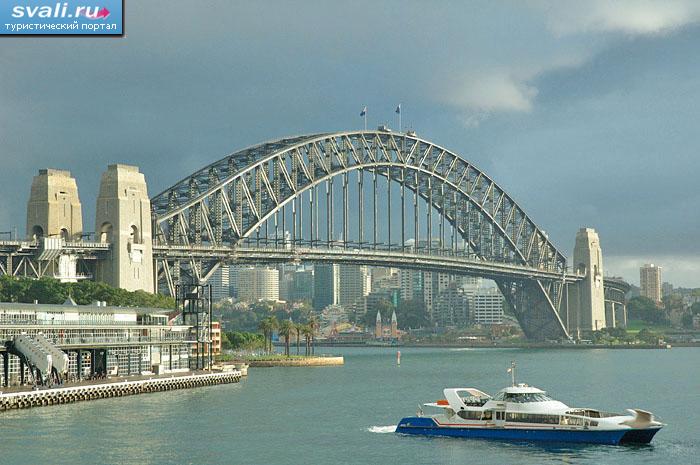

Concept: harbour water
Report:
left=1, top=347, right=697, bottom=464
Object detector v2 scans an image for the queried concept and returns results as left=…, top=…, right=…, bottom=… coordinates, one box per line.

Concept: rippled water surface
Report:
left=2, top=347, right=697, bottom=464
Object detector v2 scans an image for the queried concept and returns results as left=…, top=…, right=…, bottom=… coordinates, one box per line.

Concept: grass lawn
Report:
left=625, top=320, right=670, bottom=334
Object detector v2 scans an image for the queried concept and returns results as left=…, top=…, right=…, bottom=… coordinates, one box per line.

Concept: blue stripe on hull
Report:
left=395, top=417, right=632, bottom=445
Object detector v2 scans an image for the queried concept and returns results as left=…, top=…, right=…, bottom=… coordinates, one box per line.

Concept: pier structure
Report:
left=0, top=301, right=191, bottom=387
left=0, top=371, right=241, bottom=411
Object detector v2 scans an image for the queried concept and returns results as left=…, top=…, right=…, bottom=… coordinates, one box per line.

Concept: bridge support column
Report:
left=497, top=279, right=569, bottom=341
left=568, top=228, right=606, bottom=336
left=95, top=164, right=154, bottom=292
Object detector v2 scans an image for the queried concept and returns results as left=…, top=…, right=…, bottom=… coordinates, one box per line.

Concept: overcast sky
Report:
left=1, top=0, right=699, bottom=287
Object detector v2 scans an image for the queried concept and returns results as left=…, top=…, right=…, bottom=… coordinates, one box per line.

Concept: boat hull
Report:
left=396, top=417, right=661, bottom=445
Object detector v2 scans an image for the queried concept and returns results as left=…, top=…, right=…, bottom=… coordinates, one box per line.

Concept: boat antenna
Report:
left=507, top=361, right=516, bottom=386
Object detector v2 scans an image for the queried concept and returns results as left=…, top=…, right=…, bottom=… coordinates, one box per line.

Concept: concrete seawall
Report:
left=247, top=356, right=344, bottom=367
left=0, top=371, right=241, bottom=411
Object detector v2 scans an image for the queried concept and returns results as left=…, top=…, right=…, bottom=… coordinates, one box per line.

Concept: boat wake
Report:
left=368, top=425, right=397, bottom=433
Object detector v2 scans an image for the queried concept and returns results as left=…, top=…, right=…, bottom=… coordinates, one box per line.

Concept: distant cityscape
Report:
left=206, top=261, right=507, bottom=335
left=203, top=257, right=700, bottom=344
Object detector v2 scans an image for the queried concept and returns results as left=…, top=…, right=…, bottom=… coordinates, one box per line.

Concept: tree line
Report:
left=258, top=315, right=319, bottom=356
left=0, top=276, right=175, bottom=309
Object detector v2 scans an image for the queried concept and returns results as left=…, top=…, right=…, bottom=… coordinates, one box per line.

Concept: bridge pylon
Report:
left=26, top=169, right=83, bottom=241
left=567, top=227, right=606, bottom=336
left=94, top=164, right=154, bottom=292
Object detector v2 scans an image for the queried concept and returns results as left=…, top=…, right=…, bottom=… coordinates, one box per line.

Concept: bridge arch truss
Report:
left=151, top=131, right=574, bottom=339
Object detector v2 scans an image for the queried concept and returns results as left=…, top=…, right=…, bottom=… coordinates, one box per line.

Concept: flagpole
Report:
left=364, top=112, right=367, bottom=131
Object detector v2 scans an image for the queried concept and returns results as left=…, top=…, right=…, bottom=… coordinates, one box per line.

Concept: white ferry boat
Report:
left=396, top=364, right=664, bottom=445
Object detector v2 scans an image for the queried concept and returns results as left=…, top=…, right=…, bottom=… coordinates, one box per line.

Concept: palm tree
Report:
left=258, top=316, right=279, bottom=353
left=268, top=316, right=279, bottom=353
left=278, top=319, right=294, bottom=357
left=301, top=324, right=313, bottom=356
left=307, top=315, right=319, bottom=355
left=294, top=322, right=302, bottom=355
left=257, top=318, right=272, bottom=354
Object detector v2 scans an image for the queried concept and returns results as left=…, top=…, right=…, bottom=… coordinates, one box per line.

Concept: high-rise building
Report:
left=209, top=265, right=230, bottom=301
left=291, top=269, right=315, bottom=302
left=313, top=264, right=338, bottom=310
left=433, top=281, right=470, bottom=327
left=399, top=268, right=423, bottom=301
left=640, top=264, right=662, bottom=304
left=338, top=264, right=371, bottom=309
left=472, top=287, right=504, bottom=324
left=235, top=266, right=279, bottom=302
left=371, top=267, right=399, bottom=291
left=661, top=282, right=673, bottom=300
left=423, top=272, right=451, bottom=320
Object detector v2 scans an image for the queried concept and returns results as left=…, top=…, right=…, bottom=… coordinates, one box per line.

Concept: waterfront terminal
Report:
left=0, top=299, right=192, bottom=386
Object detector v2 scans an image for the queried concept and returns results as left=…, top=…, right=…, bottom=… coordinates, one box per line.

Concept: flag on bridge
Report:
left=395, top=104, right=401, bottom=114
left=360, top=106, right=367, bottom=117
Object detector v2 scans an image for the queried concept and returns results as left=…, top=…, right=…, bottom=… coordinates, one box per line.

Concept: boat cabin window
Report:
left=506, top=412, right=559, bottom=424
left=565, top=409, right=619, bottom=418
left=457, top=410, right=481, bottom=420
left=460, top=395, right=488, bottom=407
left=494, top=392, right=553, bottom=403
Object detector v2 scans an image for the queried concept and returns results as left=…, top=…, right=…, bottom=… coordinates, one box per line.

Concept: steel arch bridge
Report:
left=150, top=130, right=580, bottom=340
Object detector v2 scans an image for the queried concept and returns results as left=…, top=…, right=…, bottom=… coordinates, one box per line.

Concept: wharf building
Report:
left=0, top=300, right=191, bottom=387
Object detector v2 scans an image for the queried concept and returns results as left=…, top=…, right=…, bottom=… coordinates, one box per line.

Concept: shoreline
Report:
left=306, top=342, right=698, bottom=349
left=243, top=356, right=344, bottom=367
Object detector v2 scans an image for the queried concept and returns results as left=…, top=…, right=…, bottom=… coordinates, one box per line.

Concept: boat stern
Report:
left=395, top=416, right=438, bottom=434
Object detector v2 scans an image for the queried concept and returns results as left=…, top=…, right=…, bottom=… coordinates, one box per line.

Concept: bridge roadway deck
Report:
left=153, top=245, right=583, bottom=283
left=0, top=240, right=583, bottom=283
left=0, top=240, right=109, bottom=255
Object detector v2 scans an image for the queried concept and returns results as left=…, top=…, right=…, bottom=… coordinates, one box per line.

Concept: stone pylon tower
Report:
left=26, top=169, right=83, bottom=241
left=569, top=228, right=606, bottom=334
left=391, top=310, right=398, bottom=338
left=95, top=165, right=154, bottom=292
left=375, top=311, right=382, bottom=339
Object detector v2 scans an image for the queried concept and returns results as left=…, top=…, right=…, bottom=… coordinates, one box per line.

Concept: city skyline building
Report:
left=433, top=281, right=470, bottom=327
left=640, top=263, right=663, bottom=304
left=209, top=265, right=230, bottom=302
left=399, top=268, right=424, bottom=302
left=338, top=264, right=371, bottom=310
left=472, top=287, right=505, bottom=325
left=235, top=266, right=280, bottom=302
left=313, top=264, right=339, bottom=311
